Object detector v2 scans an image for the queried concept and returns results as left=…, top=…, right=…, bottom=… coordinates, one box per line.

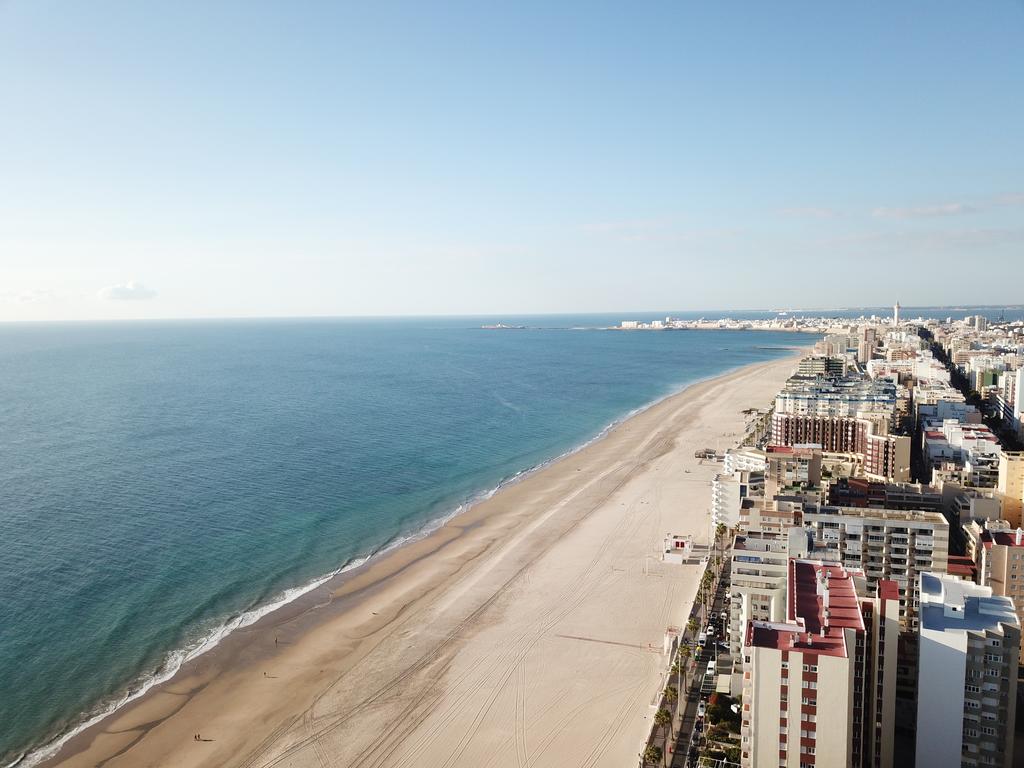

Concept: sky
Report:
left=1, top=1, right=1022, bottom=321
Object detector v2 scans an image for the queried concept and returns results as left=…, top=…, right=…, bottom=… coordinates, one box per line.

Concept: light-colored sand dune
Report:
left=46, top=354, right=798, bottom=768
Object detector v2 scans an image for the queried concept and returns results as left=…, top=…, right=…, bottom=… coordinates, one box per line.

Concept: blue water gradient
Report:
left=0, top=316, right=808, bottom=763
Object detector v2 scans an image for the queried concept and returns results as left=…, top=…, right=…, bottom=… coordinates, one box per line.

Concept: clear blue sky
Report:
left=2, top=1, right=1022, bottom=320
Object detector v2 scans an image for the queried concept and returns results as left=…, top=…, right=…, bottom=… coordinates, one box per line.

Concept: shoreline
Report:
left=10, top=351, right=796, bottom=768
left=36, top=351, right=804, bottom=768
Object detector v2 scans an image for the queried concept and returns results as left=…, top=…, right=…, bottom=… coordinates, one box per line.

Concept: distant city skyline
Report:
left=2, top=1, right=1022, bottom=321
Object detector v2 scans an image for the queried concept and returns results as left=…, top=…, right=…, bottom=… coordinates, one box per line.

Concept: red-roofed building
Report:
left=971, top=520, right=1024, bottom=629
left=946, top=555, right=978, bottom=582
left=740, top=560, right=899, bottom=768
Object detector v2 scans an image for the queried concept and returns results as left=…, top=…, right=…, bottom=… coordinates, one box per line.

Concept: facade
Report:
left=827, top=477, right=943, bottom=514
left=770, top=414, right=910, bottom=482
left=797, top=356, right=847, bottom=378
left=775, top=377, right=898, bottom=420
left=769, top=414, right=911, bottom=481
left=922, top=420, right=1001, bottom=488
left=975, top=520, right=1024, bottom=629
left=740, top=560, right=899, bottom=768
left=916, top=573, right=1019, bottom=768
left=724, top=446, right=769, bottom=475
left=765, top=445, right=822, bottom=497
left=864, top=430, right=911, bottom=483
left=801, top=504, right=950, bottom=627
left=729, top=528, right=810, bottom=657
left=997, top=452, right=1024, bottom=524
left=740, top=495, right=811, bottom=536
left=712, top=469, right=764, bottom=529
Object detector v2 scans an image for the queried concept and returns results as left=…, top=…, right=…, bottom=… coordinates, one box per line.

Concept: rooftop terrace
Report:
left=919, top=572, right=1018, bottom=634
left=747, top=559, right=865, bottom=658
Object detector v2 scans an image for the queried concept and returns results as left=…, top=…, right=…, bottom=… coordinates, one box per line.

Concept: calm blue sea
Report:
left=0, top=309, right=1004, bottom=765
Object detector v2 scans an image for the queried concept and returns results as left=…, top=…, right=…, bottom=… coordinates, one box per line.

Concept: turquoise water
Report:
left=0, top=317, right=806, bottom=765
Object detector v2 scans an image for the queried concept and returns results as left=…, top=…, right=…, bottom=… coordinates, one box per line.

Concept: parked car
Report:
left=720, top=611, right=728, bottom=620
left=697, top=631, right=707, bottom=647
left=697, top=700, right=706, bottom=717
left=706, top=660, right=716, bottom=676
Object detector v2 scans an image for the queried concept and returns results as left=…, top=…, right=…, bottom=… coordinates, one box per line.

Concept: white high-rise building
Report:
left=894, top=301, right=901, bottom=327
left=915, top=572, right=1019, bottom=768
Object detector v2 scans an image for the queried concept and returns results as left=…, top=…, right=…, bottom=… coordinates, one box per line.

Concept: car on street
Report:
left=697, top=700, right=706, bottom=718
left=706, top=660, right=716, bottom=676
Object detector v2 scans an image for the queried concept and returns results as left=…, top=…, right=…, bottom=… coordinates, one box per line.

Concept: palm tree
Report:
left=663, top=685, right=678, bottom=730
left=700, top=569, right=714, bottom=624
left=715, top=522, right=727, bottom=561
left=642, top=744, right=663, bottom=767
left=654, top=707, right=671, bottom=738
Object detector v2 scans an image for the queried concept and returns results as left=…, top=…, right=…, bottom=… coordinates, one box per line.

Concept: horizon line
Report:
left=1, top=304, right=1021, bottom=326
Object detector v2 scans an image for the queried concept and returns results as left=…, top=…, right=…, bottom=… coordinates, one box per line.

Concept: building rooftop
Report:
left=981, top=529, right=1024, bottom=549
left=878, top=579, right=900, bottom=601
left=946, top=556, right=978, bottom=580
left=919, top=572, right=1018, bottom=634
left=805, top=503, right=949, bottom=527
left=747, top=559, right=865, bottom=658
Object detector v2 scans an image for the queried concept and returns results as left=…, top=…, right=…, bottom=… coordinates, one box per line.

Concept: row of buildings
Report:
left=712, top=306, right=1024, bottom=768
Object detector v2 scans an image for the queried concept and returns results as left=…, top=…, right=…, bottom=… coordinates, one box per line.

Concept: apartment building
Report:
left=740, top=560, right=899, bottom=768
left=801, top=504, right=950, bottom=626
left=712, top=469, right=764, bottom=529
left=913, top=379, right=979, bottom=428
left=724, top=446, right=769, bottom=474
left=797, top=355, right=847, bottom=378
left=775, top=377, right=898, bottom=419
left=916, top=573, right=1019, bottom=768
left=765, top=445, right=822, bottom=497
left=827, top=477, right=943, bottom=515
left=998, top=452, right=1024, bottom=525
left=739, top=495, right=812, bottom=536
left=728, top=528, right=811, bottom=657
left=922, top=420, right=1001, bottom=488
left=714, top=445, right=822, bottom=531
left=770, top=414, right=910, bottom=482
left=971, top=520, right=1024, bottom=630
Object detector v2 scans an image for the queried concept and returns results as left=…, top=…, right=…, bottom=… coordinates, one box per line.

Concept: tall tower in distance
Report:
left=893, top=300, right=901, bottom=326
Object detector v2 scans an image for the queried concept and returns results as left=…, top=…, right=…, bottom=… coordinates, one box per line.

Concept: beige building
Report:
left=998, top=451, right=1024, bottom=526
left=801, top=504, right=950, bottom=627
left=739, top=495, right=807, bottom=536
left=740, top=560, right=899, bottom=768
left=729, top=528, right=810, bottom=657
left=765, top=445, right=822, bottom=498
left=971, top=519, right=1024, bottom=629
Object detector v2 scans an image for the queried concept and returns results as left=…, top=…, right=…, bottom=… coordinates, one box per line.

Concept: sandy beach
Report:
left=44, top=354, right=799, bottom=768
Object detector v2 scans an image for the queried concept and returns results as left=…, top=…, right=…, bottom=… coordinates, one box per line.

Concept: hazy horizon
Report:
left=3, top=1, right=1022, bottom=321
left=1, top=302, right=1021, bottom=327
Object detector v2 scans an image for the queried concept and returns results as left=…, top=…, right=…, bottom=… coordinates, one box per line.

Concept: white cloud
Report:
left=98, top=280, right=158, bottom=301
left=871, top=202, right=977, bottom=220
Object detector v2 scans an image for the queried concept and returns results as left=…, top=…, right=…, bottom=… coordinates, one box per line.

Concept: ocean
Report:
left=0, top=309, right=986, bottom=765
